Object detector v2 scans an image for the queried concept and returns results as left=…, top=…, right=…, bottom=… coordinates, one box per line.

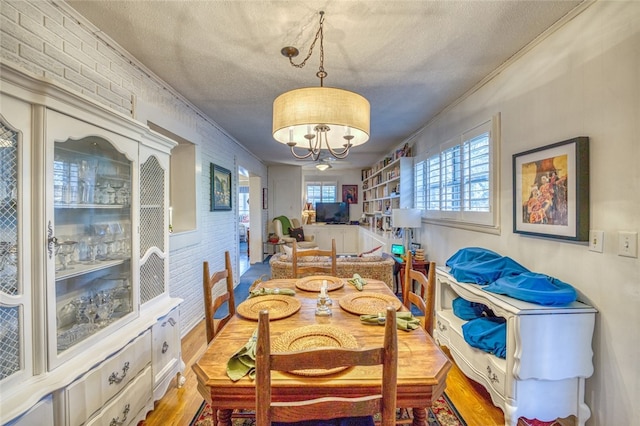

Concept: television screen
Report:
left=315, top=202, right=349, bottom=224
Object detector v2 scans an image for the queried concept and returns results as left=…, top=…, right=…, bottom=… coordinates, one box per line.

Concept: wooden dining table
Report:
left=192, top=277, right=452, bottom=426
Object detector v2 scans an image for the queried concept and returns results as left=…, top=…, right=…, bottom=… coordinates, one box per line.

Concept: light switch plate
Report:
left=618, top=231, right=638, bottom=258
left=589, top=230, right=604, bottom=253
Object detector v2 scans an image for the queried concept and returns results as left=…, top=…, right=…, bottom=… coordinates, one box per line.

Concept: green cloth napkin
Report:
left=360, top=311, right=421, bottom=331
left=347, top=273, right=367, bottom=291
left=226, top=329, right=258, bottom=381
left=247, top=287, right=296, bottom=298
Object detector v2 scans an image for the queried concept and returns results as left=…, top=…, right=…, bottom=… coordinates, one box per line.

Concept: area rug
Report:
left=190, top=393, right=466, bottom=426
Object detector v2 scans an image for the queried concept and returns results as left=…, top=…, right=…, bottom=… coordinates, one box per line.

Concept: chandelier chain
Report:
left=288, top=11, right=326, bottom=86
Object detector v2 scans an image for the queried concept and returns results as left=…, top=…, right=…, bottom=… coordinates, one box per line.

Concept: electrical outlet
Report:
left=618, top=231, right=638, bottom=258
left=589, top=230, right=604, bottom=253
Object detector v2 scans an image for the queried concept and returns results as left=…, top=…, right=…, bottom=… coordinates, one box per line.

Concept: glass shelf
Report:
left=53, top=135, right=133, bottom=355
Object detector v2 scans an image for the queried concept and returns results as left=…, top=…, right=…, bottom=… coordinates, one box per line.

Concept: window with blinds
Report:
left=413, top=115, right=499, bottom=229
left=306, top=181, right=337, bottom=207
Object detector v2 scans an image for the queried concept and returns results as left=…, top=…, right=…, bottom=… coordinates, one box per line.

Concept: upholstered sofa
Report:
left=269, top=254, right=396, bottom=290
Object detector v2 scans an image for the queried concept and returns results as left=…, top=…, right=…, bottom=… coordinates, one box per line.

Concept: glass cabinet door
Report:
left=0, top=115, right=23, bottom=382
left=46, top=110, right=138, bottom=368
left=0, top=94, right=33, bottom=388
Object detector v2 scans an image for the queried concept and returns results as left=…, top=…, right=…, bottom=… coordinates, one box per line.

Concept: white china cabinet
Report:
left=0, top=64, right=183, bottom=425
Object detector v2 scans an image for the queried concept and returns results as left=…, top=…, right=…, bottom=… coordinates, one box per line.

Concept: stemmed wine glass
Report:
left=96, top=290, right=115, bottom=326
left=110, top=223, right=124, bottom=259
left=84, top=297, right=98, bottom=328
left=83, top=235, right=101, bottom=264
left=57, top=236, right=78, bottom=269
left=102, top=224, right=116, bottom=260
left=90, top=224, right=109, bottom=261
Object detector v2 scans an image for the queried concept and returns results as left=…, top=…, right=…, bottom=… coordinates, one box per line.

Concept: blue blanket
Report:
left=452, top=297, right=491, bottom=320
left=484, top=272, right=577, bottom=306
left=462, top=317, right=507, bottom=359
left=446, top=247, right=577, bottom=305
left=446, top=247, right=529, bottom=285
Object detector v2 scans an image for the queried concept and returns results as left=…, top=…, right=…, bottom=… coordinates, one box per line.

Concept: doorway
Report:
left=238, top=169, right=250, bottom=275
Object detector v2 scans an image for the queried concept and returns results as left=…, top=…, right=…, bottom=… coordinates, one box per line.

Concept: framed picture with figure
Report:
left=342, top=184, right=358, bottom=204
left=513, top=137, right=589, bottom=241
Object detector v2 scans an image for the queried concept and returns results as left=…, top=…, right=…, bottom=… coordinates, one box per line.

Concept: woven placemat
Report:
left=295, top=275, right=344, bottom=292
left=339, top=292, right=402, bottom=315
left=237, top=295, right=301, bottom=321
left=272, top=325, right=358, bottom=376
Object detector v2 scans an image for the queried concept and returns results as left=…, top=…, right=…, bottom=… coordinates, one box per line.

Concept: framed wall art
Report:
left=210, top=163, right=232, bottom=211
left=342, top=184, right=358, bottom=204
left=262, top=188, right=268, bottom=210
left=513, top=136, right=589, bottom=241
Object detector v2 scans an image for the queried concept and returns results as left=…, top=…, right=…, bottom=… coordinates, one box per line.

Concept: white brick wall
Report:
left=1, top=0, right=268, bottom=336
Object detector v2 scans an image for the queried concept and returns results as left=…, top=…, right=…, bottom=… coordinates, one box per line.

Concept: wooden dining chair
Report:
left=255, top=306, right=398, bottom=426
left=402, top=250, right=436, bottom=336
left=291, top=238, right=337, bottom=278
left=203, top=250, right=236, bottom=344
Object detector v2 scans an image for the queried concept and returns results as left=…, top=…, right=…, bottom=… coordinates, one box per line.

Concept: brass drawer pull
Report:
left=109, top=403, right=130, bottom=426
left=108, top=361, right=130, bottom=385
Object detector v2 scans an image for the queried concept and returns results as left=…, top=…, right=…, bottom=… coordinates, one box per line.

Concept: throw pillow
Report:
left=274, top=216, right=292, bottom=235
left=282, top=245, right=314, bottom=256
left=289, top=227, right=305, bottom=242
left=358, top=245, right=383, bottom=257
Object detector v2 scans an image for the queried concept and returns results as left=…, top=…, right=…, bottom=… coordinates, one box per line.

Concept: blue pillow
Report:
left=484, top=272, right=577, bottom=306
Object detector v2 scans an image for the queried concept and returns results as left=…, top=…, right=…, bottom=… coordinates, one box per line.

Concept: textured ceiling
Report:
left=66, top=0, right=583, bottom=170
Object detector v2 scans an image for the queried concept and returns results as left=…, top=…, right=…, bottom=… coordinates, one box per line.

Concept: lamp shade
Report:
left=273, top=87, right=370, bottom=149
left=392, top=208, right=422, bottom=228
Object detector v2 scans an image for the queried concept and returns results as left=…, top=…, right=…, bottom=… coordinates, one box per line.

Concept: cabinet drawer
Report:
left=66, top=331, right=152, bottom=425
left=152, top=308, right=181, bottom=385
left=86, top=365, right=153, bottom=426
left=6, top=395, right=54, bottom=426
left=446, top=312, right=506, bottom=397
left=434, top=311, right=451, bottom=347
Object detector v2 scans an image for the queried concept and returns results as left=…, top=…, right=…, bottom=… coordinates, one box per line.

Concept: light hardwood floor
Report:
left=141, top=319, right=510, bottom=426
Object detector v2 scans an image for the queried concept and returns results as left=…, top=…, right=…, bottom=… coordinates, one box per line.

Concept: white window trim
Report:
left=419, top=114, right=501, bottom=234
left=306, top=180, right=338, bottom=205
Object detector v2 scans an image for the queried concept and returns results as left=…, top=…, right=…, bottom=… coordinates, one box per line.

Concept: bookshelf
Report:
left=361, top=148, right=414, bottom=225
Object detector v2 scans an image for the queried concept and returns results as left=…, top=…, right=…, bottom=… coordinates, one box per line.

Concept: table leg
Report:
left=412, top=407, right=427, bottom=426
left=217, top=408, right=232, bottom=426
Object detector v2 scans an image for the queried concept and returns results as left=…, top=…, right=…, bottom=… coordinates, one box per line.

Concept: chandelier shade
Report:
left=273, top=11, right=370, bottom=161
left=273, top=86, right=370, bottom=150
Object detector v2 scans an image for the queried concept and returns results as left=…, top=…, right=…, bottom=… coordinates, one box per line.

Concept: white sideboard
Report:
left=434, top=268, right=596, bottom=426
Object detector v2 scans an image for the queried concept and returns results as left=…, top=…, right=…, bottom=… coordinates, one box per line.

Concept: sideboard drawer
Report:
left=152, top=307, right=181, bottom=386
left=66, top=330, right=152, bottom=425
left=439, top=309, right=507, bottom=397
left=434, top=311, right=451, bottom=347
left=6, top=395, right=54, bottom=426
left=85, top=365, right=153, bottom=426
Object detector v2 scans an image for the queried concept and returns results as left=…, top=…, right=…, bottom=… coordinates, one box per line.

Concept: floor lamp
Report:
left=391, top=208, right=422, bottom=256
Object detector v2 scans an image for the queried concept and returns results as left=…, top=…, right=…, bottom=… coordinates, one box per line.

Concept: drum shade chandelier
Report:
left=273, top=11, right=370, bottom=161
